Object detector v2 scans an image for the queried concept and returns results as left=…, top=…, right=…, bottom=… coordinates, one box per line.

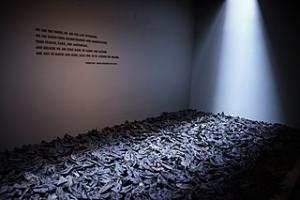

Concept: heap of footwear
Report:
left=0, top=110, right=299, bottom=199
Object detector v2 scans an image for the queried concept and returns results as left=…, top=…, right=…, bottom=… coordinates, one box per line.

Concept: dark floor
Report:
left=0, top=110, right=299, bottom=199
left=291, top=178, right=300, bottom=200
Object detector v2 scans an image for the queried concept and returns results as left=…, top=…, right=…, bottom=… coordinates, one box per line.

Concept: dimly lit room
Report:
left=0, top=0, right=299, bottom=199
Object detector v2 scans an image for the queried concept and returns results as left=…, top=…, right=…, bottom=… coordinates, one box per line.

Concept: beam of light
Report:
left=213, top=0, right=281, bottom=122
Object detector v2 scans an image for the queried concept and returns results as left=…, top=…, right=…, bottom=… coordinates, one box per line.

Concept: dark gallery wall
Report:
left=0, top=0, right=194, bottom=150
left=189, top=1, right=226, bottom=118
left=190, top=0, right=300, bottom=128
left=257, top=0, right=300, bottom=129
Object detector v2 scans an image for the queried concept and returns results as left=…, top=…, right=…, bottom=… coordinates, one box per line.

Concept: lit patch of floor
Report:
left=0, top=110, right=299, bottom=199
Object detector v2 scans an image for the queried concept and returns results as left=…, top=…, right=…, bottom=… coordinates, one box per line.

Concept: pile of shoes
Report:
left=0, top=110, right=299, bottom=199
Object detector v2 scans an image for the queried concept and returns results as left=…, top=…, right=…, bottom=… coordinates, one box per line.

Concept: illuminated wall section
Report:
left=190, top=0, right=282, bottom=123
left=213, top=0, right=281, bottom=122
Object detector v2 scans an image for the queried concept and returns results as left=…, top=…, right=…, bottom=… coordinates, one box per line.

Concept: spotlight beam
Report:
left=213, top=0, right=281, bottom=123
